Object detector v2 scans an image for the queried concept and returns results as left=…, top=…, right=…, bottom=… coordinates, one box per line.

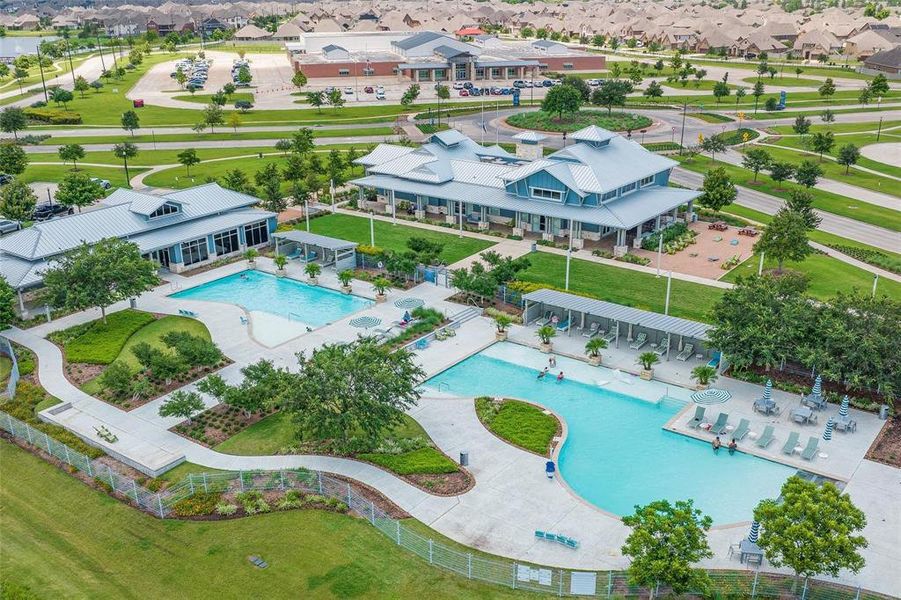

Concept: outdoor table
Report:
left=791, top=406, right=812, bottom=424
left=739, top=540, right=764, bottom=565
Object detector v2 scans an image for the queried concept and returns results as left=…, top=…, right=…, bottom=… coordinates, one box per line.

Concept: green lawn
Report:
left=357, top=447, right=458, bottom=475
left=767, top=121, right=901, bottom=136
left=674, top=155, right=901, bottom=232
left=505, top=110, right=652, bottom=133
left=517, top=252, right=724, bottom=322
left=48, top=310, right=156, bottom=365
left=0, top=440, right=531, bottom=600
left=19, top=163, right=148, bottom=189
left=691, top=112, right=734, bottom=124
left=43, top=126, right=395, bottom=147
left=475, top=397, right=557, bottom=455
left=739, top=76, right=824, bottom=87
left=171, top=92, right=255, bottom=104
left=762, top=132, right=901, bottom=180
left=214, top=411, right=297, bottom=455
left=745, top=106, right=891, bottom=120
left=308, top=213, right=495, bottom=265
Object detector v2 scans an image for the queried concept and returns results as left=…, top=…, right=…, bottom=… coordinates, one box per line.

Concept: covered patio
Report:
left=273, top=230, right=358, bottom=271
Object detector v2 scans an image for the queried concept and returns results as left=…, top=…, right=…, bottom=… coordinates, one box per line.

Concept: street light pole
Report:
left=369, top=210, right=375, bottom=246
left=872, top=274, right=879, bottom=298
left=35, top=47, right=49, bottom=102
left=678, top=101, right=687, bottom=155
left=758, top=251, right=765, bottom=276
left=305, top=199, right=310, bottom=231
left=664, top=270, right=672, bottom=315
left=656, top=233, right=663, bottom=277
left=876, top=116, right=883, bottom=142
left=564, top=227, right=573, bottom=290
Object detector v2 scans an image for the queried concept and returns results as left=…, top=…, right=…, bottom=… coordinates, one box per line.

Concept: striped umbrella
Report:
left=763, top=379, right=773, bottom=401
left=839, top=395, right=850, bottom=418
left=394, top=297, right=425, bottom=309
left=811, top=375, right=822, bottom=398
left=748, top=521, right=760, bottom=544
left=823, top=417, right=834, bottom=442
left=690, top=388, right=732, bottom=405
left=349, top=316, right=382, bottom=329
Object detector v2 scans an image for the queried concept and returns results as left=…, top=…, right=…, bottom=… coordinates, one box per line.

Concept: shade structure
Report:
left=690, top=388, right=732, bottom=405
left=763, top=379, right=772, bottom=401
left=811, top=375, right=822, bottom=398
left=748, top=521, right=760, bottom=544
left=823, top=417, right=834, bottom=441
left=839, top=395, right=850, bottom=418
left=394, top=297, right=425, bottom=309
left=349, top=316, right=382, bottom=329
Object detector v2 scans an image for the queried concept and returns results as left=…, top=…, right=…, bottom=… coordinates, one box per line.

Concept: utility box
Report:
left=133, top=99, right=144, bottom=108
left=459, top=451, right=469, bottom=466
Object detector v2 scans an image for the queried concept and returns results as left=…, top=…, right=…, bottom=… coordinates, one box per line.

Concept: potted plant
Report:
left=304, top=262, right=321, bottom=285
left=372, top=276, right=391, bottom=303
left=494, top=314, right=513, bottom=341
left=691, top=365, right=718, bottom=390
left=585, top=337, right=608, bottom=366
left=274, top=254, right=287, bottom=277
left=244, top=248, right=259, bottom=269
left=338, top=270, right=354, bottom=294
left=536, top=325, right=556, bottom=353
left=637, top=351, right=660, bottom=380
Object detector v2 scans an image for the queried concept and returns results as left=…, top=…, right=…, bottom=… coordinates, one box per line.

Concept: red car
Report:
left=459, top=89, right=469, bottom=96
left=364, top=86, right=374, bottom=93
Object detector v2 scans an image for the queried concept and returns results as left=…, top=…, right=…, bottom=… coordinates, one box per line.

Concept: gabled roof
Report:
left=570, top=125, right=616, bottom=145
left=394, top=31, right=446, bottom=50
left=865, top=45, right=901, bottom=68
left=431, top=129, right=468, bottom=146
left=434, top=44, right=472, bottom=58
left=513, top=131, right=547, bottom=143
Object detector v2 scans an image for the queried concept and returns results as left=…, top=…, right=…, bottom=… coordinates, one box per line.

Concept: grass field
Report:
left=762, top=132, right=901, bottom=179
left=19, top=163, right=147, bottom=189
left=517, top=252, right=725, bottom=322
left=674, top=156, right=901, bottom=232
left=766, top=121, right=901, bottom=136
left=739, top=76, right=824, bottom=87
left=48, top=310, right=156, bottom=365
left=0, top=440, right=530, bottom=600
left=506, top=110, right=652, bottom=133
left=745, top=106, right=891, bottom=120
left=308, top=213, right=495, bottom=265
left=475, top=397, right=557, bottom=455
left=171, top=92, right=255, bottom=104
left=41, top=126, right=395, bottom=147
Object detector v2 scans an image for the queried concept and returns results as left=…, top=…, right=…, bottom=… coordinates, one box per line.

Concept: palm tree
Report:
left=273, top=254, right=287, bottom=273
left=494, top=314, right=513, bottom=340
left=637, top=351, right=660, bottom=378
left=585, top=337, right=608, bottom=364
left=304, top=262, right=321, bottom=282
left=338, top=270, right=353, bottom=291
left=536, top=325, right=556, bottom=348
left=243, top=248, right=259, bottom=266
left=691, top=365, right=718, bottom=388
left=372, top=276, right=391, bottom=300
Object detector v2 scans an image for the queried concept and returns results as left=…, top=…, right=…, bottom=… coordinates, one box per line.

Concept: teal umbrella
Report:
left=839, top=395, right=850, bottom=418
left=823, top=417, right=834, bottom=442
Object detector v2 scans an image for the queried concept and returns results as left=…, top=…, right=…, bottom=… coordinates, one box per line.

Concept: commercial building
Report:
left=352, top=127, right=700, bottom=255
left=288, top=31, right=604, bottom=80
left=1, top=184, right=276, bottom=307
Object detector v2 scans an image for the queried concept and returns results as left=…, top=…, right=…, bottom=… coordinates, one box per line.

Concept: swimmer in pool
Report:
left=537, top=367, right=548, bottom=379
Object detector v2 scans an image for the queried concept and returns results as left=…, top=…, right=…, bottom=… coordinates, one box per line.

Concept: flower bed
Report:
left=506, top=110, right=652, bottom=133
left=475, top=397, right=560, bottom=456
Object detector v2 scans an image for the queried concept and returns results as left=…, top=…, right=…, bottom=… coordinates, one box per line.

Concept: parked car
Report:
left=542, top=80, right=554, bottom=87
left=463, top=81, right=474, bottom=89
left=32, top=203, right=73, bottom=221
left=459, top=89, right=469, bottom=96
left=90, top=177, right=111, bottom=190
left=344, top=86, right=354, bottom=94
left=0, top=173, right=12, bottom=185
left=324, top=86, right=335, bottom=94
left=512, top=80, right=526, bottom=88
left=363, top=86, right=374, bottom=93
left=375, top=91, right=386, bottom=100
left=470, top=88, right=481, bottom=96
left=0, top=219, right=21, bottom=235
left=452, top=82, right=465, bottom=90
left=587, top=79, right=601, bottom=86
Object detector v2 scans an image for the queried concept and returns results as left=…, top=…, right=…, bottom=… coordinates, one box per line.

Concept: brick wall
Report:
left=293, top=60, right=401, bottom=78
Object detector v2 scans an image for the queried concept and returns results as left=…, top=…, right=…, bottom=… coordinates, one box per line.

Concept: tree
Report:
left=222, top=82, right=236, bottom=97
left=400, top=83, right=420, bottom=106
left=769, top=161, right=794, bottom=189
left=712, top=80, right=730, bottom=103
left=0, top=107, right=27, bottom=140
left=227, top=112, right=241, bottom=133
left=307, top=90, right=325, bottom=113
left=222, top=168, right=254, bottom=195
left=58, top=144, right=85, bottom=170
left=590, top=80, right=631, bottom=114
left=291, top=70, right=307, bottom=92
left=55, top=171, right=104, bottom=212
left=642, top=81, right=663, bottom=102
left=700, top=136, right=726, bottom=162
left=785, top=189, right=821, bottom=230
left=275, top=139, right=292, bottom=156
left=542, top=84, right=582, bottom=120
left=868, top=73, right=889, bottom=96
left=327, top=88, right=345, bottom=109
left=158, top=390, right=205, bottom=425
left=291, top=127, right=315, bottom=157
left=754, top=476, right=867, bottom=586
left=435, top=83, right=450, bottom=124
left=42, top=238, right=158, bottom=322
left=794, top=67, right=803, bottom=78
left=175, top=70, right=187, bottom=88
left=809, top=131, right=834, bottom=161
left=210, top=90, right=227, bottom=106
left=0, top=277, right=16, bottom=331
left=754, top=207, right=812, bottom=271
left=50, top=88, right=73, bottom=109
left=177, top=148, right=200, bottom=176
left=621, top=499, right=713, bottom=598
left=0, top=179, right=37, bottom=221
left=254, top=162, right=285, bottom=213
left=234, top=100, right=253, bottom=112
left=202, top=103, right=224, bottom=134
left=794, top=160, right=823, bottom=188
left=697, top=167, right=736, bottom=213
left=73, top=75, right=90, bottom=98
left=283, top=339, right=425, bottom=449
left=197, top=360, right=291, bottom=417
left=121, top=110, right=140, bottom=137
left=0, top=142, right=28, bottom=175
left=836, top=143, right=860, bottom=175
left=742, top=148, right=770, bottom=183
left=113, top=142, right=138, bottom=181
left=236, top=65, right=252, bottom=86
left=820, top=108, right=835, bottom=126
left=751, top=80, right=765, bottom=114
left=792, top=115, right=810, bottom=136
left=818, top=78, right=836, bottom=101
left=734, top=87, right=746, bottom=105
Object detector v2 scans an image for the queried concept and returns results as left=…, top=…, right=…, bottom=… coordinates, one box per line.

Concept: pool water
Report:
left=424, top=343, right=795, bottom=524
left=171, top=270, right=372, bottom=328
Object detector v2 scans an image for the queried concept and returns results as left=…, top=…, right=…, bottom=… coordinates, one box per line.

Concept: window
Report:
left=601, top=190, right=618, bottom=201
left=338, top=68, right=349, bottom=76
left=213, top=229, right=239, bottom=255
left=244, top=221, right=269, bottom=247
left=562, top=62, right=574, bottom=70
left=640, top=174, right=654, bottom=187
left=362, top=68, right=374, bottom=76
left=149, top=203, right=179, bottom=218
left=530, top=187, right=563, bottom=201
left=392, top=67, right=399, bottom=75
left=620, top=182, right=637, bottom=195
left=181, top=237, right=209, bottom=267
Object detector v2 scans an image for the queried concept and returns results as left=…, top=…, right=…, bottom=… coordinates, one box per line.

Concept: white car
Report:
left=344, top=86, right=354, bottom=94
left=376, top=85, right=385, bottom=93
left=586, top=78, right=601, bottom=86
left=375, top=92, right=386, bottom=100
left=452, top=82, right=465, bottom=90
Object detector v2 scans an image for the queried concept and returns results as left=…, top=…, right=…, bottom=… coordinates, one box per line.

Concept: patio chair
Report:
left=756, top=425, right=775, bottom=448
left=629, top=332, right=648, bottom=350
left=801, top=436, right=819, bottom=461
left=239, top=315, right=248, bottom=325
left=707, top=352, right=721, bottom=369
left=802, top=394, right=827, bottom=411
left=556, top=318, right=571, bottom=332
left=835, top=415, right=857, bottom=433
left=732, top=418, right=750, bottom=441
left=581, top=322, right=600, bottom=338
left=414, top=338, right=429, bottom=350
left=284, top=248, right=303, bottom=260
left=710, top=412, right=729, bottom=435
left=653, top=344, right=667, bottom=357
left=601, top=330, right=617, bottom=343
left=688, top=406, right=707, bottom=429
left=781, top=431, right=800, bottom=455
left=676, top=344, right=694, bottom=361
left=535, top=310, right=554, bottom=326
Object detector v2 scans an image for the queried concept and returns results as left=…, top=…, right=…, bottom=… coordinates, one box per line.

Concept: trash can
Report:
left=530, top=242, right=537, bottom=253
left=459, top=451, right=469, bottom=467
left=129, top=298, right=137, bottom=309
left=879, top=404, right=889, bottom=420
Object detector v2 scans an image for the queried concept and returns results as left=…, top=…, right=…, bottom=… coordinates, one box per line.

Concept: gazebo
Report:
left=273, top=231, right=358, bottom=271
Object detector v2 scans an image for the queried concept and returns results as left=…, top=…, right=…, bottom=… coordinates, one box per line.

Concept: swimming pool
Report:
left=424, top=343, right=795, bottom=524
left=171, top=270, right=372, bottom=345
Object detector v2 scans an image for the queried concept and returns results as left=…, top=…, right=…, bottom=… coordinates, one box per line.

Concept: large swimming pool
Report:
left=424, top=343, right=795, bottom=524
left=171, top=270, right=372, bottom=345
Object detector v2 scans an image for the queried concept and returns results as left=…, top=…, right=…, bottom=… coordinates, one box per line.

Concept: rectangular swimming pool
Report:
left=424, top=343, right=796, bottom=524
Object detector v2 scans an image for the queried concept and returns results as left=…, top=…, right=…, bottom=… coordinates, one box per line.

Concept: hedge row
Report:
left=23, top=107, right=82, bottom=125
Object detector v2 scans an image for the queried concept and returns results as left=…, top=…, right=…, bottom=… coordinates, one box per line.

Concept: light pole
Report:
left=564, top=226, right=573, bottom=290
left=758, top=251, right=765, bottom=276
left=305, top=199, right=310, bottom=231
left=664, top=270, right=672, bottom=315
left=369, top=210, right=375, bottom=246
left=872, top=274, right=879, bottom=298
left=656, top=233, right=663, bottom=277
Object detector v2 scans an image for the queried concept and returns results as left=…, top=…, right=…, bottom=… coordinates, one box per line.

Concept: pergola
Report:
left=522, top=288, right=712, bottom=361
left=273, top=231, right=358, bottom=270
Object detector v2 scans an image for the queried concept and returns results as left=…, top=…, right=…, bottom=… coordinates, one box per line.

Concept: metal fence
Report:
left=0, top=336, right=20, bottom=399
left=0, top=409, right=884, bottom=600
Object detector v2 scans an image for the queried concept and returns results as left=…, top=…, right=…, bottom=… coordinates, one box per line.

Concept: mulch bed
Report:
left=179, top=255, right=244, bottom=277
left=733, top=362, right=886, bottom=407
left=445, top=292, right=522, bottom=315
left=865, top=417, right=901, bottom=468
left=405, top=471, right=474, bottom=496
left=171, top=404, right=276, bottom=447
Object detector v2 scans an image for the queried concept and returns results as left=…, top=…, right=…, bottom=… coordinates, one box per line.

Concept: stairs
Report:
left=449, top=307, right=482, bottom=327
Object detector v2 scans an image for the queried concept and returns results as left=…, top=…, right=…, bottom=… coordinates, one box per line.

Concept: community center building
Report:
left=352, top=127, right=700, bottom=254
left=0, top=184, right=276, bottom=307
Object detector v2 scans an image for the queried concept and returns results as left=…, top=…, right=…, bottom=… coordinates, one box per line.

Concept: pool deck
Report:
left=3, top=258, right=899, bottom=597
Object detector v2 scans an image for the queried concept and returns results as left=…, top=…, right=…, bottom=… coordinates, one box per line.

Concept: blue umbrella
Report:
left=811, top=375, right=822, bottom=398
left=839, top=395, right=850, bottom=418
left=823, top=417, right=834, bottom=442
left=763, top=379, right=772, bottom=401
left=748, top=521, right=760, bottom=544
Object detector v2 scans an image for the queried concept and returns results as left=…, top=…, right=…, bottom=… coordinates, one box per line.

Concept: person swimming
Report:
left=556, top=371, right=564, bottom=382
left=712, top=436, right=721, bottom=453
left=537, top=367, right=549, bottom=379
left=728, top=438, right=738, bottom=455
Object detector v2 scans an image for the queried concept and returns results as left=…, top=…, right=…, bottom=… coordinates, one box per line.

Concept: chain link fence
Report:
left=0, top=336, right=20, bottom=399
left=0, top=409, right=886, bottom=600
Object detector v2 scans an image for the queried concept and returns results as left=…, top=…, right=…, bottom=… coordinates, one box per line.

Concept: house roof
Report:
left=233, top=24, right=271, bottom=39
left=394, top=31, right=445, bottom=50
left=273, top=230, right=358, bottom=251
left=865, top=45, right=901, bottom=68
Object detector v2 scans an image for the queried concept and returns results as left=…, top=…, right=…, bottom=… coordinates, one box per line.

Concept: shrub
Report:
left=236, top=490, right=270, bottom=514
left=358, top=447, right=459, bottom=475
left=641, top=222, right=693, bottom=251
left=616, top=253, right=651, bottom=266
left=160, top=331, right=222, bottom=367
left=49, top=310, right=155, bottom=365
left=215, top=503, right=238, bottom=516
left=356, top=244, right=384, bottom=256
left=172, top=492, right=222, bottom=517
left=592, top=249, right=614, bottom=259
left=826, top=244, right=901, bottom=275
left=98, top=361, right=134, bottom=401
left=484, top=307, right=522, bottom=324
left=276, top=489, right=304, bottom=510
left=23, top=107, right=82, bottom=124
left=93, top=477, right=114, bottom=493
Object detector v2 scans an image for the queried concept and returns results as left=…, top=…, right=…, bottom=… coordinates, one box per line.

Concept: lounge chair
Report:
left=555, top=318, right=571, bottom=332
left=756, top=425, right=775, bottom=448
left=653, top=344, right=667, bottom=357
left=284, top=248, right=303, bottom=260
left=688, top=406, right=707, bottom=429
left=676, top=344, right=694, bottom=361
left=601, top=330, right=616, bottom=343
left=781, top=431, right=800, bottom=455
left=707, top=352, right=721, bottom=370
left=239, top=315, right=248, bottom=325
left=414, top=338, right=429, bottom=350
left=179, top=309, right=199, bottom=318
left=732, top=418, right=750, bottom=441
left=535, top=310, right=554, bottom=326
left=629, top=332, right=648, bottom=350
left=801, top=436, right=819, bottom=461
left=581, top=322, right=600, bottom=338
left=710, top=412, right=729, bottom=435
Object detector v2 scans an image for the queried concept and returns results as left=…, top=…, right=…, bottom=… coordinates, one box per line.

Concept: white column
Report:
left=391, top=189, right=396, bottom=224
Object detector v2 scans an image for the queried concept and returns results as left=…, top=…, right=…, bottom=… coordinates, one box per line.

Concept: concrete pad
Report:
left=860, top=142, right=901, bottom=168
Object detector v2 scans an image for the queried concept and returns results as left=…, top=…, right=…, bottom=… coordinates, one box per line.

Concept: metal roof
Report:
left=130, top=210, right=274, bottom=253
left=431, top=129, right=468, bottom=147
left=273, top=230, right=358, bottom=251
left=513, top=131, right=547, bottom=143
left=354, top=143, right=416, bottom=167
left=393, top=31, right=445, bottom=50
left=523, top=288, right=711, bottom=339
left=570, top=125, right=617, bottom=144
left=433, top=45, right=472, bottom=58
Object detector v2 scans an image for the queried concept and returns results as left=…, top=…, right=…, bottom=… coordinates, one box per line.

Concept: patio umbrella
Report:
left=839, top=395, right=850, bottom=418
left=763, top=379, right=772, bottom=402
left=349, top=316, right=382, bottom=329
left=690, top=388, right=732, bottom=405
left=747, top=521, right=760, bottom=544
left=823, top=417, right=834, bottom=442
left=394, top=297, right=425, bottom=309
left=811, top=375, right=822, bottom=398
